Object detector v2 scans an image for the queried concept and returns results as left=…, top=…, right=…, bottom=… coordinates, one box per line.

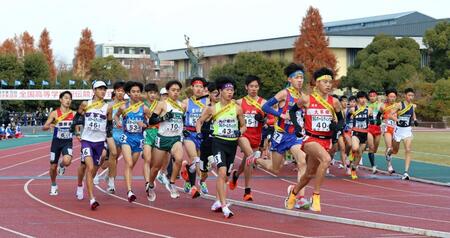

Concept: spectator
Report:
left=0, top=124, right=5, bottom=140
left=15, top=123, right=23, bottom=138
left=5, top=124, right=13, bottom=139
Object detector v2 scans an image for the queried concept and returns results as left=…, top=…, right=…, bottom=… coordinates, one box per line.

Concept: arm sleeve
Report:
left=262, top=97, right=281, bottom=117
left=336, top=110, right=345, bottom=131
left=288, top=103, right=302, bottom=133
left=148, top=113, right=161, bottom=125
left=106, top=120, right=113, bottom=138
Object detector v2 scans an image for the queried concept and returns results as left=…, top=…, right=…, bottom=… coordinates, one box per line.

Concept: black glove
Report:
left=254, top=113, right=264, bottom=122
left=234, top=130, right=241, bottom=137
left=329, top=121, right=337, bottom=131
left=161, top=110, right=174, bottom=121
left=182, top=130, right=191, bottom=137
left=295, top=130, right=303, bottom=138
left=414, top=120, right=419, bottom=127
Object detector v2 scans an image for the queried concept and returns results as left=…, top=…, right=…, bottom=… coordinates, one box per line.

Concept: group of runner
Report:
left=42, top=62, right=418, bottom=217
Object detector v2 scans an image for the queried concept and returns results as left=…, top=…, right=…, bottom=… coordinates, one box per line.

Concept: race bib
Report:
left=386, top=119, right=396, bottom=126
left=244, top=114, right=258, bottom=128
left=398, top=116, right=409, bottom=123
left=86, top=117, right=106, bottom=131
left=217, top=119, right=237, bottom=137
left=272, top=131, right=283, bottom=144
left=355, top=121, right=367, bottom=129
left=126, top=119, right=142, bottom=133
left=188, top=114, right=200, bottom=126
left=57, top=128, right=72, bottom=139
left=312, top=116, right=331, bottom=132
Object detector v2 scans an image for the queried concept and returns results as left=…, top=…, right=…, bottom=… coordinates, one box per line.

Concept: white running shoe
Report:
left=50, top=185, right=58, bottom=196
left=146, top=184, right=156, bottom=202
left=107, top=177, right=115, bottom=194
left=211, top=200, right=222, bottom=212
left=90, top=198, right=99, bottom=210
left=166, top=183, right=179, bottom=199
left=222, top=204, right=234, bottom=218
left=76, top=185, right=84, bottom=200
left=372, top=166, right=377, bottom=174
left=156, top=171, right=170, bottom=185
left=401, top=172, right=410, bottom=180
left=387, top=162, right=395, bottom=174
left=127, top=190, right=137, bottom=203
left=338, top=164, right=344, bottom=169
left=57, top=164, right=65, bottom=176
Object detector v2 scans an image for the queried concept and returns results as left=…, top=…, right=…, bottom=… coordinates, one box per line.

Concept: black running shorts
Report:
left=212, top=137, right=238, bottom=176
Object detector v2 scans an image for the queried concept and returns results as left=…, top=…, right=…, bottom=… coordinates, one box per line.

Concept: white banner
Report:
left=0, top=89, right=114, bottom=100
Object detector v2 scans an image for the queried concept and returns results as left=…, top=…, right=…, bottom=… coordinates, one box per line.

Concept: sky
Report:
left=2, top=0, right=449, bottom=65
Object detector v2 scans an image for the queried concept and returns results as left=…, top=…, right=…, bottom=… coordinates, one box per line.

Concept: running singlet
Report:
left=122, top=102, right=145, bottom=134
left=81, top=100, right=109, bottom=142
left=304, top=95, right=334, bottom=137
left=111, top=100, right=125, bottom=129
left=242, top=96, right=264, bottom=135
left=397, top=102, right=414, bottom=128
left=185, top=97, right=207, bottom=130
left=368, top=102, right=380, bottom=123
left=345, top=108, right=354, bottom=131
left=275, top=89, right=303, bottom=134
left=383, top=102, right=397, bottom=127
left=158, top=100, right=184, bottom=137
left=53, top=108, right=74, bottom=140
left=352, top=106, right=369, bottom=132
left=212, top=102, right=239, bottom=141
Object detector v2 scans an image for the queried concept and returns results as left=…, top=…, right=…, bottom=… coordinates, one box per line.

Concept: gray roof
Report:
left=324, top=11, right=415, bottom=28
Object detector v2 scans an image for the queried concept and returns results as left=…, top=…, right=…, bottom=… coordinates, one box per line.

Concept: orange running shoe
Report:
left=229, top=170, right=238, bottom=190
left=243, top=193, right=253, bottom=201
left=190, top=186, right=200, bottom=199
left=351, top=170, right=358, bottom=180
left=180, top=160, right=189, bottom=181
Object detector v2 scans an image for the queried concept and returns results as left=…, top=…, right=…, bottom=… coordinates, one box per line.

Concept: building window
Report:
left=129, top=48, right=135, bottom=54
left=105, top=47, right=112, bottom=54
left=140, top=48, right=145, bottom=54
left=118, top=48, right=125, bottom=54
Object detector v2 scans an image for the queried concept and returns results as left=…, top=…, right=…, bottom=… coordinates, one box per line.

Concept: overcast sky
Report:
left=2, top=0, right=448, bottom=64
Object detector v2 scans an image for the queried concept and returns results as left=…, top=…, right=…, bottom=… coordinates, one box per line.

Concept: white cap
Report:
left=92, top=81, right=107, bottom=89
left=160, top=88, right=167, bottom=95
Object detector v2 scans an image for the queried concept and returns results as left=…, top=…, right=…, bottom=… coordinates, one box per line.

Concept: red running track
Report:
left=0, top=141, right=448, bottom=237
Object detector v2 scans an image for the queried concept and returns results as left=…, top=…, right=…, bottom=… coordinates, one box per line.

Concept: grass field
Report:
left=376, top=131, right=450, bottom=166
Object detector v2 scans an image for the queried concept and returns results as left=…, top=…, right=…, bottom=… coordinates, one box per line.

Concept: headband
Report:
left=221, top=83, right=234, bottom=90
left=289, top=70, right=304, bottom=79
left=191, top=80, right=204, bottom=86
left=316, top=75, right=332, bottom=81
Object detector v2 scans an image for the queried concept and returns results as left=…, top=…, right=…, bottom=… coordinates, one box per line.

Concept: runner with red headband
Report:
left=367, top=89, right=383, bottom=174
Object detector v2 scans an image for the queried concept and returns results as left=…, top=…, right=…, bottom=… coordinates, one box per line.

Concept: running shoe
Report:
left=127, top=190, right=137, bottom=203
left=50, top=185, right=58, bottom=196
left=401, top=172, right=410, bottom=180
left=222, top=204, right=234, bottom=218
left=146, top=184, right=156, bottom=202
left=338, top=164, right=344, bottom=169
left=310, top=193, right=321, bottom=212
left=229, top=170, right=238, bottom=190
left=199, top=181, right=208, bottom=194
left=284, top=185, right=296, bottom=210
left=107, top=177, right=115, bottom=194
left=90, top=198, right=100, bottom=210
left=246, top=156, right=257, bottom=167
left=190, top=186, right=201, bottom=199
left=351, top=170, right=358, bottom=180
left=211, top=200, right=222, bottom=212
left=57, top=164, right=65, bottom=176
left=387, top=162, right=395, bottom=174
left=243, top=193, right=253, bottom=201
left=166, top=183, right=180, bottom=199
left=180, top=160, right=189, bottom=181
left=207, top=155, right=215, bottom=170
left=372, top=166, right=378, bottom=174
left=295, top=197, right=311, bottom=209
left=183, top=181, right=192, bottom=193
left=76, top=185, right=84, bottom=200
left=157, top=171, right=170, bottom=185
left=346, top=166, right=351, bottom=176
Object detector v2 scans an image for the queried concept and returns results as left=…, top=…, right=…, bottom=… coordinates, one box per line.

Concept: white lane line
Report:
left=96, top=186, right=307, bottom=238
left=23, top=158, right=172, bottom=238
left=0, top=145, right=80, bottom=172
left=0, top=142, right=49, bottom=159
left=0, top=225, right=35, bottom=238
left=238, top=156, right=450, bottom=211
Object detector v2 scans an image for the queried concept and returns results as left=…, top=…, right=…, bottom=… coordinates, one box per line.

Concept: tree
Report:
left=0, top=39, right=17, bottom=55
left=293, top=6, right=337, bottom=79
left=23, top=52, right=50, bottom=88
left=17, top=31, right=35, bottom=58
left=90, top=56, right=128, bottom=84
left=38, top=28, right=57, bottom=80
left=423, top=21, right=450, bottom=81
left=0, top=54, right=23, bottom=88
left=74, top=28, right=95, bottom=80
left=341, top=34, right=421, bottom=91
left=129, top=57, right=156, bottom=84
left=209, top=52, right=286, bottom=99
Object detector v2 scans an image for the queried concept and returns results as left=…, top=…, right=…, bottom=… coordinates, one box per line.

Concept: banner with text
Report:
left=0, top=89, right=114, bottom=100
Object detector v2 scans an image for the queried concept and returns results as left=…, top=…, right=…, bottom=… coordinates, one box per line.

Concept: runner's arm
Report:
left=237, top=105, right=247, bottom=136
left=332, top=98, right=345, bottom=131
left=42, top=111, right=57, bottom=131
left=262, top=90, right=286, bottom=118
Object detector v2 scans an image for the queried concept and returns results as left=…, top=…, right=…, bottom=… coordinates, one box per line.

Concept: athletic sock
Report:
left=51, top=182, right=57, bottom=186
left=244, top=187, right=251, bottom=195
left=368, top=153, right=375, bottom=167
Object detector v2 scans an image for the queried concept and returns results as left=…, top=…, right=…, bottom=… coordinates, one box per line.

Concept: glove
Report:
left=329, top=121, right=337, bottom=131
left=182, top=130, right=191, bottom=137
left=161, top=110, right=174, bottom=121
left=295, top=130, right=303, bottom=138
left=254, top=113, right=264, bottom=122
left=233, top=130, right=241, bottom=137
left=414, top=120, right=419, bottom=127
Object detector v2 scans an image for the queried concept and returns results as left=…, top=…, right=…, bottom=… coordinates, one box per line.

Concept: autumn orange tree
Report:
left=38, top=28, right=57, bottom=80
left=293, top=6, right=337, bottom=83
left=0, top=39, right=18, bottom=55
left=18, top=31, right=35, bottom=58
left=74, top=28, right=95, bottom=80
